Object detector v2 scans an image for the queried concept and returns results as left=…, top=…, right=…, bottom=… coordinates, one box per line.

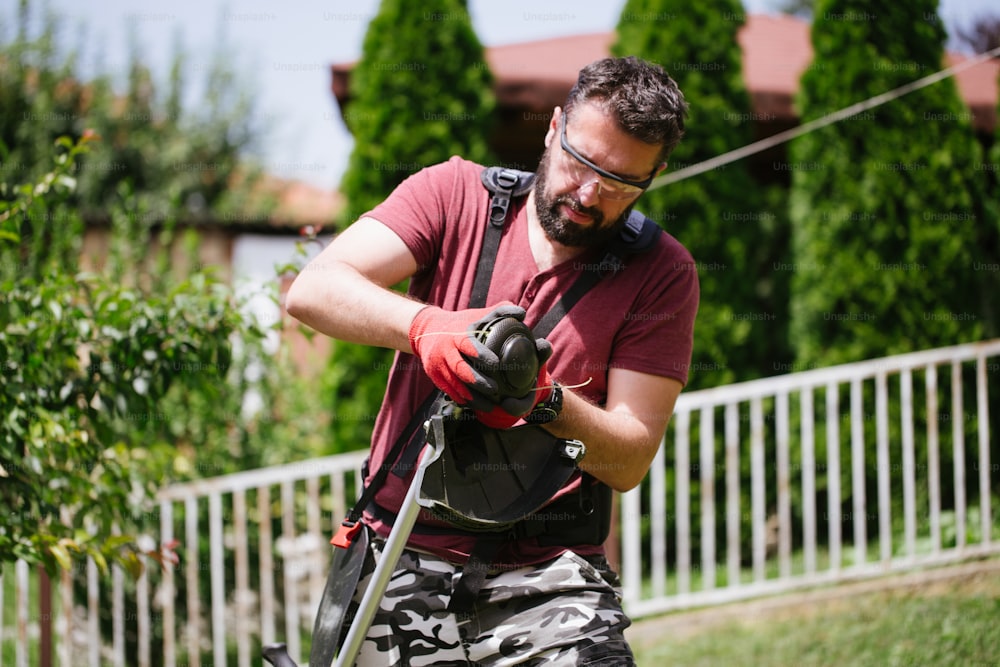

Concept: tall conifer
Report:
left=613, top=0, right=788, bottom=389
left=788, top=0, right=987, bottom=367
left=338, top=0, right=495, bottom=227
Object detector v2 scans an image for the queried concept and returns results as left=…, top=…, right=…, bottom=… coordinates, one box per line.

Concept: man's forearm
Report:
left=543, top=390, right=664, bottom=492
left=285, top=217, right=427, bottom=352
left=286, top=259, right=424, bottom=353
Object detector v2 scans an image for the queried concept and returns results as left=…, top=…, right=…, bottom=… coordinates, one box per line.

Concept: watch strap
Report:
left=526, top=382, right=562, bottom=424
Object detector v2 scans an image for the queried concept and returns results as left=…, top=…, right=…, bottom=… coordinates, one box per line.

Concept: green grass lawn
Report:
left=630, top=563, right=1000, bottom=667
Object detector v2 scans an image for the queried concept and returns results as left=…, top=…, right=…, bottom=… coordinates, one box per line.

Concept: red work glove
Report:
left=408, top=302, right=526, bottom=406
left=474, top=339, right=554, bottom=429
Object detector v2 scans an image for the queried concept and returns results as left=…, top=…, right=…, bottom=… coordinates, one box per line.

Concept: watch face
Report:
left=529, top=406, right=559, bottom=424
left=528, top=385, right=562, bottom=424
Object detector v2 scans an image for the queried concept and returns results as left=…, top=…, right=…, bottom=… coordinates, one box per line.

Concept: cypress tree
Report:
left=788, top=0, right=988, bottom=368
left=612, top=0, right=789, bottom=389
left=326, top=1, right=496, bottom=452
left=338, top=0, right=495, bottom=227
left=980, top=62, right=1000, bottom=338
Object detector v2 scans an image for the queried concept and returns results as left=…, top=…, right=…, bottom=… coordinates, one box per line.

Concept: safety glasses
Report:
left=558, top=113, right=658, bottom=200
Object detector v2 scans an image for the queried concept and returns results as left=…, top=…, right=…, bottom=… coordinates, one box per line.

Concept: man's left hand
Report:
left=473, top=339, right=554, bottom=429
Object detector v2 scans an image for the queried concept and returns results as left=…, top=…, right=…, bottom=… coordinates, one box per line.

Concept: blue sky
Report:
left=6, top=0, right=995, bottom=189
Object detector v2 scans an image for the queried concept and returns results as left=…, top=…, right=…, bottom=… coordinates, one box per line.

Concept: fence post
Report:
left=38, top=566, right=51, bottom=667
left=977, top=355, right=992, bottom=545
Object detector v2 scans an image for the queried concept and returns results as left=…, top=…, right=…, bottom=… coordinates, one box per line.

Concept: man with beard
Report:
left=286, top=56, right=697, bottom=665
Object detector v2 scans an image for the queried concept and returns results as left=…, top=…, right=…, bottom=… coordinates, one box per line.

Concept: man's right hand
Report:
left=408, top=302, right=527, bottom=407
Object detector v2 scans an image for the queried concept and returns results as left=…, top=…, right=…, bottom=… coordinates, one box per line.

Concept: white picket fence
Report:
left=2, top=339, right=998, bottom=666
left=621, top=338, right=999, bottom=618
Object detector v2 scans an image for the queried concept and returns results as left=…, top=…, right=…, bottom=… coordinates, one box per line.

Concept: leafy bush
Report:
left=0, top=134, right=267, bottom=575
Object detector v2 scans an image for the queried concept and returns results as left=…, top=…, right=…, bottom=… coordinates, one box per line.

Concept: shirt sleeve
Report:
left=364, top=156, right=474, bottom=277
left=610, top=235, right=700, bottom=386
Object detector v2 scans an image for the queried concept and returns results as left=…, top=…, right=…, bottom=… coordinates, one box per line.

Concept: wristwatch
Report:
left=525, top=382, right=563, bottom=424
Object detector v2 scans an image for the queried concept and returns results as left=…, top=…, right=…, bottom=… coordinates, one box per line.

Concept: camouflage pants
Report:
left=349, top=539, right=635, bottom=666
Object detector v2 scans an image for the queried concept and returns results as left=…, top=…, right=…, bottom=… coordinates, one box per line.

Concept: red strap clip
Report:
left=331, top=519, right=362, bottom=549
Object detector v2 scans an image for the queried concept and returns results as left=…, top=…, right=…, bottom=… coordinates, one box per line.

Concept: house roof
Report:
left=331, top=13, right=998, bottom=134
left=206, top=171, right=342, bottom=230
left=265, top=176, right=343, bottom=228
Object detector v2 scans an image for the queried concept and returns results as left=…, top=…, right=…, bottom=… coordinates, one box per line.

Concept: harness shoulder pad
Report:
left=617, top=210, right=661, bottom=254
left=480, top=166, right=536, bottom=198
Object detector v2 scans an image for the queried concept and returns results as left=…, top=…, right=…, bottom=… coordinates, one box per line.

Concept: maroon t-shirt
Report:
left=361, top=156, right=699, bottom=566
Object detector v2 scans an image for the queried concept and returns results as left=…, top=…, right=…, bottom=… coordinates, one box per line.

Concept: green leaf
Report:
left=118, top=549, right=144, bottom=578
left=103, top=534, right=137, bottom=550
left=48, top=542, right=73, bottom=571
left=89, top=550, right=108, bottom=576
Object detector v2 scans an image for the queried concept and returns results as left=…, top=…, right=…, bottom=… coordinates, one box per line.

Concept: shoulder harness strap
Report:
left=469, top=167, right=536, bottom=308
left=530, top=209, right=659, bottom=338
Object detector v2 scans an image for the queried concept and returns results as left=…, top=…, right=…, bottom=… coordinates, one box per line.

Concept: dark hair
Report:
left=564, top=56, right=688, bottom=161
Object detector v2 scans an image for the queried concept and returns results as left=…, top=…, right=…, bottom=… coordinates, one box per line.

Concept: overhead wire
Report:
left=648, top=45, right=1000, bottom=191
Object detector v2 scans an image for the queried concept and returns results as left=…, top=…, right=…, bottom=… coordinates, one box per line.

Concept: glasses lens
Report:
left=562, top=154, right=642, bottom=200
left=597, top=177, right=643, bottom=200
left=559, top=118, right=647, bottom=200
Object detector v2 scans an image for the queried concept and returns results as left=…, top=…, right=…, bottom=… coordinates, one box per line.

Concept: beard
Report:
left=532, top=147, right=636, bottom=248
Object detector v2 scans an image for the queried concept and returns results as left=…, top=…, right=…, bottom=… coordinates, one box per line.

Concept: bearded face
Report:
left=531, top=143, right=638, bottom=249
